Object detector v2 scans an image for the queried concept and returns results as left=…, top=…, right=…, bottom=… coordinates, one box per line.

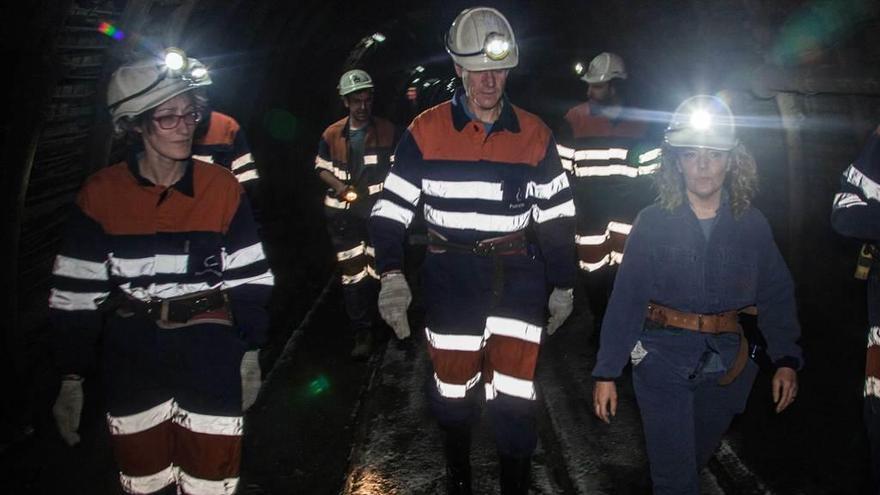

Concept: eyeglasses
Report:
left=153, top=110, right=202, bottom=130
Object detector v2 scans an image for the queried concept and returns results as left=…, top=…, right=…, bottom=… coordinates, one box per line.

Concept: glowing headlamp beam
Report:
left=484, top=36, right=510, bottom=61
left=164, top=48, right=186, bottom=71
left=689, top=110, right=712, bottom=130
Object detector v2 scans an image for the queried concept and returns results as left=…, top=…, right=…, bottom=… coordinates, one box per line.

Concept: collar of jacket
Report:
left=341, top=116, right=376, bottom=139
left=675, top=188, right=732, bottom=220
left=451, top=88, right=520, bottom=134
left=126, top=150, right=195, bottom=197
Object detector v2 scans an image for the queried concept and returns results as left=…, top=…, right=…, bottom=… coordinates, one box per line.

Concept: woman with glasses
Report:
left=49, top=55, right=273, bottom=495
left=591, top=95, right=801, bottom=495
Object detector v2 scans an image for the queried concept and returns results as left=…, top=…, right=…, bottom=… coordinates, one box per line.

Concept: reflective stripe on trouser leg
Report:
left=426, top=328, right=484, bottom=425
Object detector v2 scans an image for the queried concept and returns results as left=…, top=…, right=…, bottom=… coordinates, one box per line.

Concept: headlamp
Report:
left=107, top=47, right=209, bottom=112
left=446, top=31, right=511, bottom=61
left=164, top=48, right=187, bottom=72
left=342, top=188, right=359, bottom=203
left=483, top=33, right=510, bottom=61
left=689, top=110, right=712, bottom=131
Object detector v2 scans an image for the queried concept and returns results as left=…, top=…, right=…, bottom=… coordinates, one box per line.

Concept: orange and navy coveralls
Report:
left=314, top=116, right=399, bottom=335
left=192, top=111, right=262, bottom=222
left=832, top=127, right=880, bottom=492
left=49, top=155, right=273, bottom=494
left=370, top=90, right=576, bottom=457
left=558, top=101, right=660, bottom=332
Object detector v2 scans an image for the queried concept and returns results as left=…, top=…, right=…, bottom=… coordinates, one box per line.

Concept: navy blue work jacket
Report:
left=592, top=198, right=803, bottom=379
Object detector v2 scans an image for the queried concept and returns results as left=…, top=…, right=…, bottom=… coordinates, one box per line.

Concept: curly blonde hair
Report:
left=654, top=142, right=759, bottom=217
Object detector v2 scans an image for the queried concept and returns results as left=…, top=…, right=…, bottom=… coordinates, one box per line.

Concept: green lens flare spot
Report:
left=308, top=375, right=330, bottom=396
left=263, top=109, right=298, bottom=141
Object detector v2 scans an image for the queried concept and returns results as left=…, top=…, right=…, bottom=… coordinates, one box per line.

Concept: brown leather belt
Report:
left=120, top=290, right=229, bottom=324
left=645, top=302, right=747, bottom=385
left=426, top=229, right=527, bottom=256
left=646, top=303, right=739, bottom=334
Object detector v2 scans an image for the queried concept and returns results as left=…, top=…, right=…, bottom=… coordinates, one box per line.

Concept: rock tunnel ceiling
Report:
left=3, top=0, right=880, bottom=492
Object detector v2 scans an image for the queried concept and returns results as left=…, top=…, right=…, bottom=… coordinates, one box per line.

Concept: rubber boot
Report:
left=499, top=455, right=530, bottom=495
left=350, top=329, right=373, bottom=360
left=444, top=425, right=472, bottom=495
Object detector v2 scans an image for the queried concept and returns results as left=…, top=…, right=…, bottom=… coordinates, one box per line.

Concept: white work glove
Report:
left=546, top=287, right=574, bottom=335
left=378, top=272, right=412, bottom=339
left=241, top=350, right=262, bottom=411
left=52, top=377, right=83, bottom=446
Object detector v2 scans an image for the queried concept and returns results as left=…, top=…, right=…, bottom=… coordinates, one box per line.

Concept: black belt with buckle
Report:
left=121, top=290, right=228, bottom=323
left=424, top=230, right=528, bottom=256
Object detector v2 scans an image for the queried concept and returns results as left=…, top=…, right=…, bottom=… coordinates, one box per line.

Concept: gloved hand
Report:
left=52, top=377, right=83, bottom=446
left=546, top=287, right=574, bottom=335
left=241, top=350, right=262, bottom=411
left=378, top=272, right=412, bottom=339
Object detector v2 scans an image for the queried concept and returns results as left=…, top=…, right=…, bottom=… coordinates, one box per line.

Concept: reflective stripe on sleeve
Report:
left=336, top=243, right=366, bottom=261
left=383, top=173, right=421, bottom=205
left=580, top=255, right=611, bottom=272
left=368, top=183, right=383, bottom=195
left=844, top=164, right=880, bottom=203
left=53, top=255, right=109, bottom=280
left=223, top=243, right=267, bottom=270
left=638, top=148, right=662, bottom=164
left=833, top=192, right=867, bottom=210
left=192, top=154, right=215, bottom=163
left=235, top=169, right=259, bottom=183
left=371, top=199, right=415, bottom=226
left=527, top=172, right=569, bottom=200
left=231, top=153, right=254, bottom=172
left=324, top=195, right=350, bottom=210
left=532, top=199, right=576, bottom=223
left=364, top=154, right=378, bottom=165
left=556, top=144, right=575, bottom=159
left=49, top=288, right=110, bottom=311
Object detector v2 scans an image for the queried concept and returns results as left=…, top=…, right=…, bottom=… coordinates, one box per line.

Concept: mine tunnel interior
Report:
left=3, top=0, right=880, bottom=493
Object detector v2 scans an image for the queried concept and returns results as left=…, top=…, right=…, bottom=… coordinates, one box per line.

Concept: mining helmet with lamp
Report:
left=445, top=7, right=518, bottom=71
left=107, top=47, right=211, bottom=128
left=582, top=52, right=627, bottom=84
left=338, top=69, right=374, bottom=96
left=664, top=95, right=738, bottom=151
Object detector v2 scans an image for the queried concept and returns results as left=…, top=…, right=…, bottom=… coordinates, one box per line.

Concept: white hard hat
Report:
left=665, top=95, right=738, bottom=151
left=338, top=69, right=374, bottom=96
left=582, top=52, right=627, bottom=84
left=446, top=7, right=518, bottom=71
left=107, top=52, right=211, bottom=126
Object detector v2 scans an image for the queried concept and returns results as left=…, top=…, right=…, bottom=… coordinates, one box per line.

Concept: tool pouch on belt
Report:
left=425, top=229, right=528, bottom=307
left=118, top=290, right=231, bottom=325
left=646, top=302, right=748, bottom=385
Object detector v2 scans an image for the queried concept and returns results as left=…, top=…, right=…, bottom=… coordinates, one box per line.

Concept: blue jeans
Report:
left=632, top=326, right=758, bottom=495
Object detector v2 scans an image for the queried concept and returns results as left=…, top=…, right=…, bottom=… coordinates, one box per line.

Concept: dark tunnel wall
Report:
left=4, top=3, right=880, bottom=483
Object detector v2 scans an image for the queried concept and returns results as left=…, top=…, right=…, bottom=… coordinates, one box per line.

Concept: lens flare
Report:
left=98, top=22, right=125, bottom=40
left=689, top=110, right=712, bottom=130
left=308, top=375, right=330, bottom=396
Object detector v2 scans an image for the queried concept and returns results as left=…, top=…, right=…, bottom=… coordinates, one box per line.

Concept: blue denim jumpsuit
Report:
left=593, top=199, right=802, bottom=495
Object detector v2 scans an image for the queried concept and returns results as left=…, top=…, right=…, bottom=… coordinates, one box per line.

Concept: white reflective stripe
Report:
left=485, top=382, right=497, bottom=400
left=638, top=148, right=662, bottom=164
left=609, top=250, right=624, bottom=265
left=866, top=376, right=880, bottom=399
left=833, top=192, right=867, bottom=210
left=111, top=255, right=193, bottom=277
left=119, top=464, right=176, bottom=494
left=485, top=316, right=542, bottom=344
left=845, top=164, right=880, bottom=203
left=342, top=268, right=369, bottom=285
left=383, top=173, right=421, bottom=205
left=527, top=172, right=569, bottom=200
left=177, top=470, right=239, bottom=495
left=371, top=199, right=415, bottom=226
left=532, top=199, right=576, bottom=224
left=236, top=169, right=260, bottom=183
left=192, top=154, right=214, bottom=163
left=123, top=282, right=220, bottom=301
left=556, top=144, right=575, bottom=159
left=49, top=288, right=109, bottom=311
left=231, top=153, right=254, bottom=171
left=576, top=164, right=639, bottom=178
left=366, top=264, right=379, bottom=279
left=314, top=155, right=334, bottom=171
left=53, top=255, right=108, bottom=280
left=173, top=407, right=242, bottom=436
left=337, top=243, right=366, bottom=261
left=426, top=205, right=531, bottom=232
left=487, top=370, right=536, bottom=400
left=107, top=399, right=175, bottom=435
left=608, top=221, right=632, bottom=235
left=638, top=163, right=660, bottom=175
left=575, top=148, right=628, bottom=161
left=324, top=195, right=350, bottom=209
left=425, top=327, right=484, bottom=351
left=368, top=183, right=383, bottom=195
left=434, top=371, right=481, bottom=399
left=364, top=154, right=378, bottom=165
left=575, top=233, right=607, bottom=245
left=580, top=255, right=610, bottom=272
left=561, top=158, right=574, bottom=172
left=224, top=270, right=274, bottom=289
left=364, top=246, right=375, bottom=257
left=223, top=243, right=266, bottom=271
left=869, top=326, right=880, bottom=347
left=422, top=179, right=503, bottom=200
left=390, top=154, right=396, bottom=163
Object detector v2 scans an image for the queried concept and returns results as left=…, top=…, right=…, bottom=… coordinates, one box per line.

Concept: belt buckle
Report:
left=473, top=242, right=494, bottom=256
